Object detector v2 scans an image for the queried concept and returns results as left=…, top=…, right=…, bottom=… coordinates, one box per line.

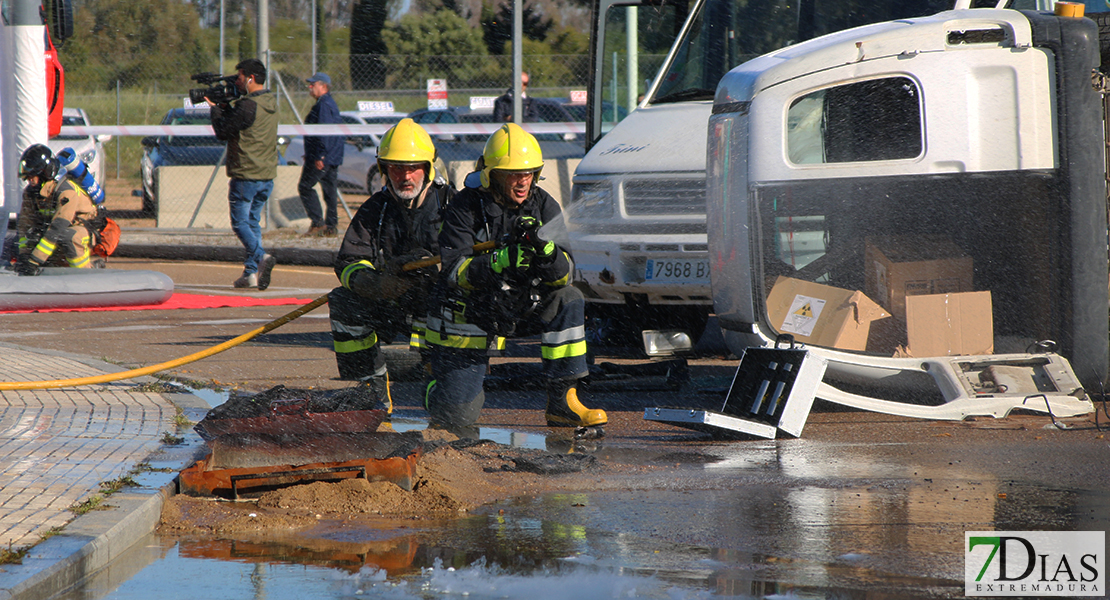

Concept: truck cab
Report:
left=707, top=5, right=1104, bottom=418
left=569, top=0, right=948, bottom=346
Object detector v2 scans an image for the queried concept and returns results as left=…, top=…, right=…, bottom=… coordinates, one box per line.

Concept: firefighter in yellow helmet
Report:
left=12, top=144, right=103, bottom=275
left=424, top=123, right=607, bottom=437
left=328, top=118, right=455, bottom=408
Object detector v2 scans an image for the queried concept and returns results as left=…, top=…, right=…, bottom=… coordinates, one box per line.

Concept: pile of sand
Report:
left=159, top=435, right=610, bottom=535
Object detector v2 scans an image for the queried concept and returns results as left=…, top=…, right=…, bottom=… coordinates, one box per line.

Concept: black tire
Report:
left=141, top=188, right=155, bottom=215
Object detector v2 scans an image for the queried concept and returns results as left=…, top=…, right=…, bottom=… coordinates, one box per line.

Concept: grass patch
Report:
left=69, top=494, right=111, bottom=515
left=173, top=409, right=193, bottom=429
left=39, top=526, right=66, bottom=542
left=0, top=543, right=29, bottom=565
left=69, top=473, right=142, bottom=515
left=161, top=431, right=185, bottom=445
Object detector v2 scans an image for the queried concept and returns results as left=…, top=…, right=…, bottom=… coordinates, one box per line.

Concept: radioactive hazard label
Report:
left=780, top=294, right=826, bottom=337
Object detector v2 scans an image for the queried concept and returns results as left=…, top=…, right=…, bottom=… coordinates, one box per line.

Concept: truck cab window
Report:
left=787, top=77, right=922, bottom=164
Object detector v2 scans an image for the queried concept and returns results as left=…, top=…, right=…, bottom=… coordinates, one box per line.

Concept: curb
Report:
left=0, top=345, right=211, bottom=599
left=0, top=430, right=208, bottom=600
left=115, top=243, right=335, bottom=267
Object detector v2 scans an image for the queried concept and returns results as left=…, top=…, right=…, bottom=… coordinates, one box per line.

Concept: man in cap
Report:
left=328, top=118, right=456, bottom=408
left=298, top=72, right=344, bottom=237
left=423, top=123, right=607, bottom=437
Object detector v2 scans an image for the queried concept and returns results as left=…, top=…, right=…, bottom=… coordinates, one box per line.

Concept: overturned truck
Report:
left=706, top=3, right=1107, bottom=422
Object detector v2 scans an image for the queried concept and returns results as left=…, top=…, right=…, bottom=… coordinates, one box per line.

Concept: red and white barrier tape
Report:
left=58, top=122, right=586, bottom=138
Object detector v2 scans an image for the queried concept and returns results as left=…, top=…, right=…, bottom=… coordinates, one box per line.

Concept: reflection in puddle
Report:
left=64, top=509, right=960, bottom=600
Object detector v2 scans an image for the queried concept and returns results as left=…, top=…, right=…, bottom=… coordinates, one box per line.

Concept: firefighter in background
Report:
left=13, top=144, right=102, bottom=275
left=329, top=118, right=455, bottom=406
left=424, top=123, right=607, bottom=435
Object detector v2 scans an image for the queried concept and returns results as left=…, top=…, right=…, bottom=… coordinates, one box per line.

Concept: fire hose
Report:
left=0, top=241, right=496, bottom=391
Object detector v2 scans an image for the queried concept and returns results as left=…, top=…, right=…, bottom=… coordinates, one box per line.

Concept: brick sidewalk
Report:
left=0, top=347, right=175, bottom=551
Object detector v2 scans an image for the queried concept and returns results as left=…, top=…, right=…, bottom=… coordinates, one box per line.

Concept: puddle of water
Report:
left=58, top=513, right=956, bottom=600
left=390, top=418, right=549, bottom=451
left=183, top=386, right=229, bottom=408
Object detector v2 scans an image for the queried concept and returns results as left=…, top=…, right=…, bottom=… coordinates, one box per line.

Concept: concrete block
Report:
left=154, top=166, right=304, bottom=229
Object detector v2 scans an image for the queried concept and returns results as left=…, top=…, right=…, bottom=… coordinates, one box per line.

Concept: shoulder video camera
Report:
left=189, top=72, right=241, bottom=105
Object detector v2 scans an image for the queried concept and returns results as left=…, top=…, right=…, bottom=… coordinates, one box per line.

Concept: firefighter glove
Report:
left=14, top=256, right=42, bottom=277
left=387, top=249, right=437, bottom=277
left=490, top=243, right=533, bottom=278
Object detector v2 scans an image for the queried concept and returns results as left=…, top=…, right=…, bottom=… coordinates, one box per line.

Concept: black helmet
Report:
left=19, top=144, right=60, bottom=182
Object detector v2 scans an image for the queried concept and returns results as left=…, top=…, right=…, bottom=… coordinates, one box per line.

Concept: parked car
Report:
left=139, top=107, right=288, bottom=213
left=49, top=107, right=111, bottom=190
left=139, top=107, right=225, bottom=214
left=282, top=111, right=405, bottom=194
left=407, top=105, right=585, bottom=165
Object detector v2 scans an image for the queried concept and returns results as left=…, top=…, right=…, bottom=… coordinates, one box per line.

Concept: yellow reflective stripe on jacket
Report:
left=340, top=260, right=375, bottom=289
left=541, top=340, right=587, bottom=360
left=409, top=320, right=428, bottom=349
left=542, top=272, right=571, bottom=287
left=34, top=237, right=56, bottom=256
left=425, top=315, right=506, bottom=350
left=455, top=257, right=477, bottom=290
left=68, top=245, right=92, bottom=268
left=334, top=331, right=379, bottom=354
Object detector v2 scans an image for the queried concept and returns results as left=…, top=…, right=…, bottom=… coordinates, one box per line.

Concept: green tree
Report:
left=316, top=0, right=329, bottom=70
left=382, top=9, right=492, bottom=89
left=57, top=0, right=212, bottom=91
left=350, top=0, right=389, bottom=88
left=481, top=0, right=552, bottom=55
left=238, top=12, right=256, bottom=61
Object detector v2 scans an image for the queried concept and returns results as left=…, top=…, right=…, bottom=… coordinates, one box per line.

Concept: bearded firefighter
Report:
left=329, top=118, right=455, bottom=408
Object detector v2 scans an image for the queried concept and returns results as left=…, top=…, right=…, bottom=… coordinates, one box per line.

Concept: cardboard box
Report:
left=766, top=276, right=890, bottom=351
left=865, top=235, right=974, bottom=321
left=905, top=291, right=993, bottom=357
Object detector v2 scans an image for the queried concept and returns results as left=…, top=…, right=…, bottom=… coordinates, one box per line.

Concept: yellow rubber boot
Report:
left=546, top=382, right=607, bottom=427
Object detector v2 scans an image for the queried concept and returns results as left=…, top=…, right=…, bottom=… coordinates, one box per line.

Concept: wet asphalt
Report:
left=6, top=256, right=1110, bottom=598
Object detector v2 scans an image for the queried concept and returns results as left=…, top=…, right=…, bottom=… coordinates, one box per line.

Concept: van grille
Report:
left=623, top=179, right=707, bottom=216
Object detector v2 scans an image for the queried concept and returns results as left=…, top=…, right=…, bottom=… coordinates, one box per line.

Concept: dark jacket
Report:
left=335, top=181, right=455, bottom=290
left=492, top=89, right=536, bottom=123
left=304, top=93, right=344, bottom=167
left=211, top=89, right=278, bottom=180
left=439, top=185, right=571, bottom=293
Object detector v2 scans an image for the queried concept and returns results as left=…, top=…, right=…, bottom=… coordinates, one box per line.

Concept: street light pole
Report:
left=512, top=0, right=522, bottom=123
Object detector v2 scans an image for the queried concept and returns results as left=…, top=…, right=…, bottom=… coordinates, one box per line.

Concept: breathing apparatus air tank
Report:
left=56, top=147, right=105, bottom=205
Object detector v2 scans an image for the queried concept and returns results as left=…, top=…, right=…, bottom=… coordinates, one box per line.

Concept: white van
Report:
left=569, top=0, right=968, bottom=345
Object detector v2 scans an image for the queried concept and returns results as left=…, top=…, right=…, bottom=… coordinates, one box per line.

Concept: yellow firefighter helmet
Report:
left=377, top=118, right=437, bottom=183
left=480, top=123, right=544, bottom=188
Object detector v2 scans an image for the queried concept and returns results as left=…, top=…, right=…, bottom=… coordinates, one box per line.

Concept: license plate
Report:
left=644, top=259, right=710, bottom=282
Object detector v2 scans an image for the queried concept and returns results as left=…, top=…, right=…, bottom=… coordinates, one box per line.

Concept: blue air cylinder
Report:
left=57, top=147, right=105, bottom=205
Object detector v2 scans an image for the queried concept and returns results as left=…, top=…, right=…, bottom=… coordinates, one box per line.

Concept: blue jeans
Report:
left=228, top=178, right=273, bottom=274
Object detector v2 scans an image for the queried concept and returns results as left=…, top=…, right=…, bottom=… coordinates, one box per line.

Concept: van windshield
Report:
left=651, top=0, right=948, bottom=104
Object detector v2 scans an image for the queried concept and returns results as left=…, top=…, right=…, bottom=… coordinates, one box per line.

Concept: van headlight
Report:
left=80, top=148, right=96, bottom=164
left=568, top=183, right=613, bottom=219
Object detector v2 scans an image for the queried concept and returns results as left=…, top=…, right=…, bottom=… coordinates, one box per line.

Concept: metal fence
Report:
left=59, top=51, right=666, bottom=229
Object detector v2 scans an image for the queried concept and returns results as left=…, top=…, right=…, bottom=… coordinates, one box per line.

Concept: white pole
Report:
left=626, top=6, right=638, bottom=113
left=220, top=0, right=225, bottom=73
left=512, top=0, right=522, bottom=123
left=257, top=0, right=269, bottom=61
left=311, top=0, right=317, bottom=74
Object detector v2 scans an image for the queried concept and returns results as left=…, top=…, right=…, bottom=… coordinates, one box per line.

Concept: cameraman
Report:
left=207, top=58, right=279, bottom=290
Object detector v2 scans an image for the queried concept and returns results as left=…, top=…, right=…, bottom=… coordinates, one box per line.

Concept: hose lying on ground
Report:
left=0, top=295, right=330, bottom=391
left=0, top=241, right=499, bottom=391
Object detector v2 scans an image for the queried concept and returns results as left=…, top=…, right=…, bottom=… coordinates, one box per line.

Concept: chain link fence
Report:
left=61, top=51, right=666, bottom=228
